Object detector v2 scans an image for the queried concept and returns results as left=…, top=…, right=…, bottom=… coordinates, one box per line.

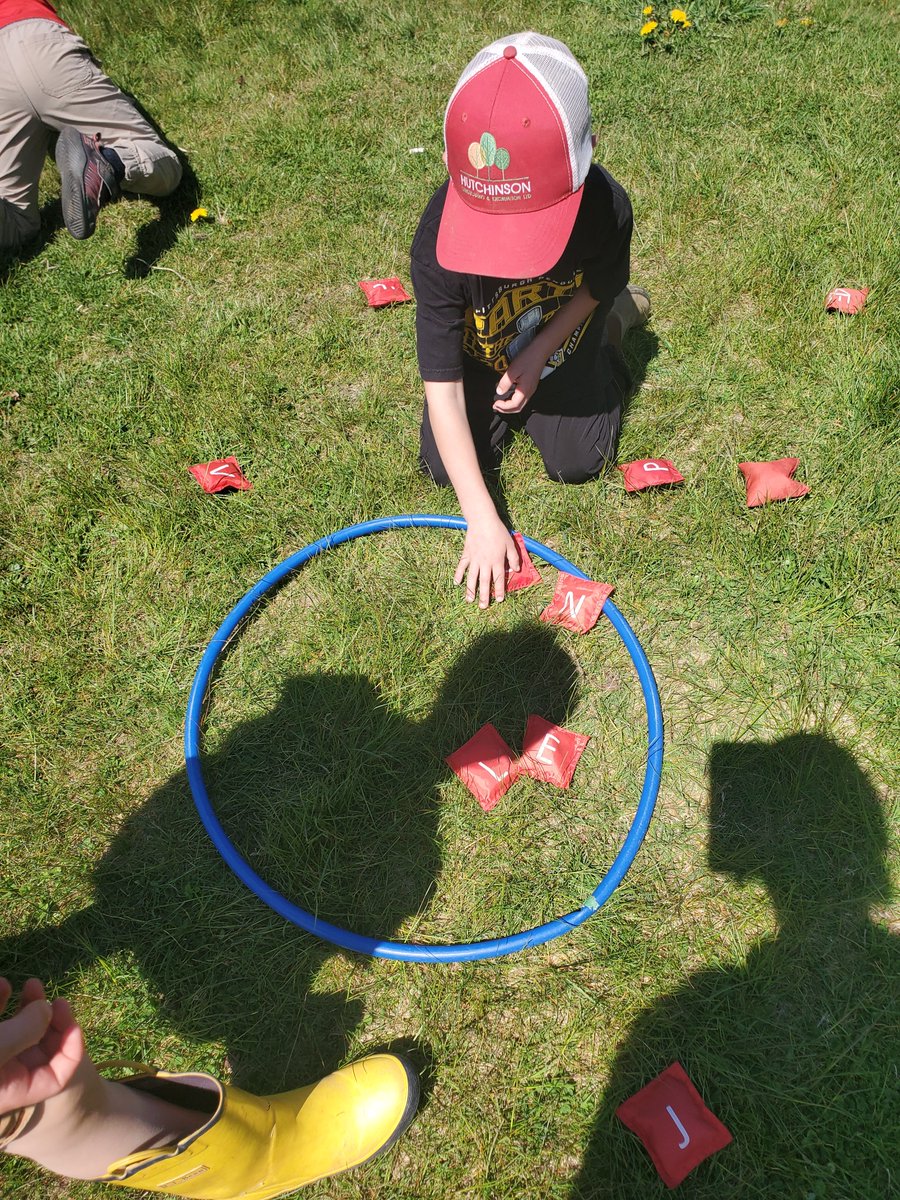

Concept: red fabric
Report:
left=616, top=1062, right=733, bottom=1188
left=738, top=458, right=809, bottom=508
left=358, top=277, right=412, bottom=307
left=824, top=286, right=868, bottom=314
left=517, top=715, right=589, bottom=788
left=189, top=457, right=252, bottom=493
left=539, top=572, right=613, bottom=633
left=439, top=53, right=584, bottom=277
left=0, top=0, right=66, bottom=29
left=445, top=724, right=518, bottom=812
left=618, top=458, right=685, bottom=493
left=505, top=532, right=542, bottom=593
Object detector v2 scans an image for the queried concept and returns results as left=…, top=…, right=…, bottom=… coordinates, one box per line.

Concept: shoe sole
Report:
left=55, top=128, right=94, bottom=240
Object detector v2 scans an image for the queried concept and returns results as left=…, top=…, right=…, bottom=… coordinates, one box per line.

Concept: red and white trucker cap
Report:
left=437, top=32, right=593, bottom=278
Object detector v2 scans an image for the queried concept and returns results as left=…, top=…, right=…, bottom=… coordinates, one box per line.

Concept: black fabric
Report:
left=419, top=341, right=632, bottom=486
left=411, top=162, right=633, bottom=384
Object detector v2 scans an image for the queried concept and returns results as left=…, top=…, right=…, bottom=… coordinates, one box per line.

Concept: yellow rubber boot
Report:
left=100, top=1054, right=418, bottom=1199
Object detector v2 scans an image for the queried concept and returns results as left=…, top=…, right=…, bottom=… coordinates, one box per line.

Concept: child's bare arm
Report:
left=493, top=283, right=602, bottom=414
left=424, top=380, right=519, bottom=608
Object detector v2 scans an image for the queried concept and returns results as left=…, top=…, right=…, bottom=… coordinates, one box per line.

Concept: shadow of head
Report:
left=426, top=623, right=581, bottom=752
left=708, top=733, right=890, bottom=910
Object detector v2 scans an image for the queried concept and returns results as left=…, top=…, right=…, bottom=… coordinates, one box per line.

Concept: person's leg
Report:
left=11, top=20, right=181, bottom=206
left=419, top=366, right=512, bottom=486
left=604, top=284, right=651, bottom=354
left=524, top=342, right=631, bottom=483
left=2, top=977, right=418, bottom=1197
left=524, top=286, right=650, bottom=482
left=0, top=25, right=51, bottom=250
left=8, top=1053, right=208, bottom=1179
left=0, top=977, right=204, bottom=1179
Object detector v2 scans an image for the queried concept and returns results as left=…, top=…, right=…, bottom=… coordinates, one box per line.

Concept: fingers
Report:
left=453, top=552, right=468, bottom=588
left=48, top=997, right=77, bottom=1038
left=46, top=1001, right=86, bottom=1085
left=495, top=372, right=513, bottom=398
left=492, top=387, right=528, bottom=414
left=493, top=372, right=523, bottom=414
left=0, top=996, right=53, bottom=1067
left=506, top=540, right=520, bottom=574
left=456, top=557, right=505, bottom=608
left=17, top=979, right=46, bottom=1012
left=489, top=559, right=505, bottom=607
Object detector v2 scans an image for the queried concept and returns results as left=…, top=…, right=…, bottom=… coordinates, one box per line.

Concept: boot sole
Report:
left=55, top=128, right=94, bottom=240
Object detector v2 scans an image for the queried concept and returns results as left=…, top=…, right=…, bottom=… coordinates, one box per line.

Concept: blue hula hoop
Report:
left=185, top=514, right=663, bottom=962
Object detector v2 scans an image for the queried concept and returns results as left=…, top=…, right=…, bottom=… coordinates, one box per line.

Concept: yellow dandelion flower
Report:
left=681, top=19, right=692, bottom=26
left=642, top=5, right=654, bottom=13
left=775, top=16, right=789, bottom=25
left=640, top=19, right=659, bottom=34
left=799, top=16, right=813, bottom=24
left=190, top=207, right=209, bottom=222
left=670, top=7, right=688, bottom=21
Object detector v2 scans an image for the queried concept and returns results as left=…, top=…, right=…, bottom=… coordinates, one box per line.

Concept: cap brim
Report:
left=436, top=181, right=584, bottom=279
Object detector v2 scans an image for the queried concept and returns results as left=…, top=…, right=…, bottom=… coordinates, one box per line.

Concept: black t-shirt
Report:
left=411, top=163, right=633, bottom=384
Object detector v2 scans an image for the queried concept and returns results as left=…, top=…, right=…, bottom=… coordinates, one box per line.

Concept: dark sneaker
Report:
left=55, top=128, right=120, bottom=240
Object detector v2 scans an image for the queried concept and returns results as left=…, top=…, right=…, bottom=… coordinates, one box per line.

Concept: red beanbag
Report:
left=738, top=458, right=809, bottom=508
left=445, top=723, right=518, bottom=812
left=358, top=277, right=413, bottom=307
left=618, top=458, right=685, bottom=493
left=539, top=572, right=614, bottom=634
left=825, top=286, right=868, bottom=314
left=517, top=715, right=590, bottom=788
left=189, top=457, right=252, bottom=493
left=506, top=532, right=542, bottom=593
left=616, top=1062, right=733, bottom=1188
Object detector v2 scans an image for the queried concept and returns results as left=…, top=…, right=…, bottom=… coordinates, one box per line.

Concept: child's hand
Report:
left=0, top=978, right=84, bottom=1117
left=493, top=347, right=545, bottom=414
left=454, top=520, right=520, bottom=609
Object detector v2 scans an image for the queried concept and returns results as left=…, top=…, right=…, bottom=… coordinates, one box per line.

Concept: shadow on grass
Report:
left=0, top=198, right=64, bottom=284
left=571, top=733, right=898, bottom=1198
left=2, top=625, right=578, bottom=1101
left=0, top=99, right=197, bottom=284
left=120, top=95, right=200, bottom=280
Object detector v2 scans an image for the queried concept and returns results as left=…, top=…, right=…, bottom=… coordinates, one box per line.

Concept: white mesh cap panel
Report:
left=445, top=32, right=593, bottom=190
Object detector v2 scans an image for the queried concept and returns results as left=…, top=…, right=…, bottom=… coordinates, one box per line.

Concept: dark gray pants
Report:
left=420, top=340, right=631, bottom=487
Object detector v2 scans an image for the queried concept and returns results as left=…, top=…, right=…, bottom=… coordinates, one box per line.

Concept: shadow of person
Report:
left=0, top=198, right=65, bottom=283
left=115, top=92, right=200, bottom=279
left=2, top=624, right=579, bottom=1098
left=122, top=143, right=200, bottom=279
left=571, top=733, right=898, bottom=1198
left=621, top=324, right=658, bottom=401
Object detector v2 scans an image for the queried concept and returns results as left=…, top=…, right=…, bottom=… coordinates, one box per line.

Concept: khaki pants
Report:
left=0, top=18, right=182, bottom=248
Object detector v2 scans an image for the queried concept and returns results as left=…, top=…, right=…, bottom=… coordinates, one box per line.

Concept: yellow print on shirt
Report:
left=463, top=270, right=595, bottom=373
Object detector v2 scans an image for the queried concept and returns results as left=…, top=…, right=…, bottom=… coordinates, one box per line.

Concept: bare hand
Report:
left=0, top=978, right=84, bottom=1117
left=493, top=347, right=545, bottom=415
left=454, top=522, right=519, bottom=609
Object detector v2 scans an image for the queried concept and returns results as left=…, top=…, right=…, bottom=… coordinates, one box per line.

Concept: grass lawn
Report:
left=1, top=0, right=898, bottom=1197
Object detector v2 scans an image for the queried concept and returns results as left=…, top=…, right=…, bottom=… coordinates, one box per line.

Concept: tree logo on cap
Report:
left=468, top=132, right=511, bottom=179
